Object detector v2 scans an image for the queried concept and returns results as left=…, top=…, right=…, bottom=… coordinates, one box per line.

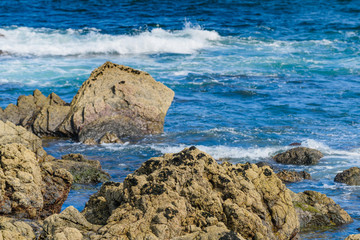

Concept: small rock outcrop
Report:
left=49, top=153, right=110, bottom=184
left=58, top=62, right=175, bottom=142
left=82, top=147, right=299, bottom=240
left=273, top=147, right=323, bottom=165
left=334, top=167, right=360, bottom=186
left=276, top=170, right=311, bottom=183
left=40, top=206, right=100, bottom=240
left=0, top=90, right=70, bottom=137
left=0, top=216, right=42, bottom=239
left=291, top=190, right=352, bottom=230
left=345, top=234, right=360, bottom=240
left=0, top=144, right=72, bottom=219
left=0, top=120, right=48, bottom=161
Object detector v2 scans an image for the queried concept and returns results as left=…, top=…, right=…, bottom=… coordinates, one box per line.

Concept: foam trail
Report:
left=0, top=25, right=221, bottom=56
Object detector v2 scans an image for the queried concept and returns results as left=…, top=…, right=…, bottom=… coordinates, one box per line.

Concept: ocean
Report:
left=1, top=0, right=360, bottom=239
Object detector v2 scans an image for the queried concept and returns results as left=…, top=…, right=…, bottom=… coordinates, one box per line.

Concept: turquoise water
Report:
left=1, top=1, right=360, bottom=239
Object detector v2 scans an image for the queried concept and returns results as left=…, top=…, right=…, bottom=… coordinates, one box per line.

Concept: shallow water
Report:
left=1, top=1, right=360, bottom=239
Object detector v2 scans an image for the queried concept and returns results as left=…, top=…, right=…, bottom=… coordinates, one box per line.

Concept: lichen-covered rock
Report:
left=0, top=144, right=72, bottom=219
left=58, top=61, right=175, bottom=142
left=49, top=153, right=110, bottom=184
left=291, top=190, right=352, bottom=230
left=276, top=170, right=311, bottom=183
left=40, top=206, right=100, bottom=240
left=0, top=90, right=70, bottom=137
left=334, top=167, right=360, bottom=186
left=99, top=132, right=123, bottom=144
left=345, top=234, right=360, bottom=240
left=273, top=147, right=323, bottom=165
left=0, top=216, right=42, bottom=239
left=82, top=147, right=299, bottom=240
left=0, top=120, right=47, bottom=160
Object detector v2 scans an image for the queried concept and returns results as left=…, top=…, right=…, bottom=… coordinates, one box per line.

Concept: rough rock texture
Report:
left=290, top=190, right=352, bottom=230
left=0, top=144, right=72, bottom=219
left=82, top=147, right=299, bottom=240
left=49, top=153, right=110, bottom=184
left=40, top=206, right=101, bottom=240
left=345, top=234, right=360, bottom=240
left=334, top=167, right=360, bottom=186
left=99, top=132, right=123, bottom=144
left=0, top=120, right=48, bottom=161
left=58, top=61, right=175, bottom=142
left=0, top=216, right=42, bottom=239
left=273, top=147, right=323, bottom=165
left=276, top=170, right=311, bottom=183
left=0, top=90, right=70, bottom=137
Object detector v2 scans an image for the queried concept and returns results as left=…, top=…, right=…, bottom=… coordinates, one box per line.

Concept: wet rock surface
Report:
left=0, top=143, right=72, bottom=220
left=273, top=147, right=323, bottom=165
left=82, top=147, right=299, bottom=240
left=49, top=153, right=110, bottom=184
left=334, top=167, right=360, bottom=186
left=290, top=190, right=352, bottom=230
left=276, top=170, right=311, bottom=183
left=58, top=61, right=175, bottom=142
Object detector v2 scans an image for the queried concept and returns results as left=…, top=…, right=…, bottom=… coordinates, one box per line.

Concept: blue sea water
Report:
left=1, top=1, right=360, bottom=239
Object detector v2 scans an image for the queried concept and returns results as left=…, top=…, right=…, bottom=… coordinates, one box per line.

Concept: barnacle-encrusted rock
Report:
left=82, top=147, right=299, bottom=240
left=291, top=190, right=353, bottom=230
left=276, top=170, right=311, bottom=183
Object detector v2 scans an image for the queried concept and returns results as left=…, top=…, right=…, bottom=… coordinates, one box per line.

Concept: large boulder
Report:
left=276, top=170, right=311, bottom=183
left=82, top=147, right=299, bottom=240
left=49, top=153, right=110, bottom=184
left=334, top=167, right=360, bottom=186
left=58, top=61, right=175, bottom=143
left=290, top=190, right=352, bottom=230
left=0, top=90, right=70, bottom=137
left=0, top=144, right=72, bottom=219
left=273, top=147, right=323, bottom=165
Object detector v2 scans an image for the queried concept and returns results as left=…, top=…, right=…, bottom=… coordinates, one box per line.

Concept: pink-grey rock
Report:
left=58, top=61, right=174, bottom=142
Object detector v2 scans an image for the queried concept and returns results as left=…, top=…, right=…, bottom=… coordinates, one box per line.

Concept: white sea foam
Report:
left=0, top=25, right=221, bottom=56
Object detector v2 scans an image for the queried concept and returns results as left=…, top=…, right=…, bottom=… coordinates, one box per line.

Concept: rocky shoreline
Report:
left=0, top=62, right=358, bottom=239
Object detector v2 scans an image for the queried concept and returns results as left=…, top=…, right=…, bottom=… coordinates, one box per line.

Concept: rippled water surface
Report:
left=1, top=1, right=360, bottom=239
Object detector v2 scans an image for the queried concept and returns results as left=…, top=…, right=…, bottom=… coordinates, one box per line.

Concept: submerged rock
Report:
left=334, top=167, right=360, bottom=186
left=0, top=144, right=72, bottom=219
left=291, top=190, right=352, bottom=230
left=58, top=61, right=175, bottom=142
left=273, top=147, right=323, bottom=165
left=82, top=147, right=299, bottom=240
left=276, top=170, right=311, bottom=183
left=49, top=153, right=110, bottom=184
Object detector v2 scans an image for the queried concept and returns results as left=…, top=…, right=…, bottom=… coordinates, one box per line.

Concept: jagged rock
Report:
left=334, top=167, right=360, bottom=186
left=291, top=190, right=352, bottom=230
left=0, top=120, right=48, bottom=160
left=82, top=147, right=299, bottom=240
left=0, top=90, right=70, bottom=137
left=58, top=61, right=175, bottom=142
left=345, top=234, right=360, bottom=240
left=48, top=153, right=110, bottom=184
left=82, top=138, right=97, bottom=145
left=0, top=144, right=72, bottom=219
left=273, top=147, right=323, bottom=165
left=276, top=170, right=311, bottom=183
left=99, top=132, right=123, bottom=144
left=0, top=216, right=42, bottom=239
left=40, top=206, right=100, bottom=239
